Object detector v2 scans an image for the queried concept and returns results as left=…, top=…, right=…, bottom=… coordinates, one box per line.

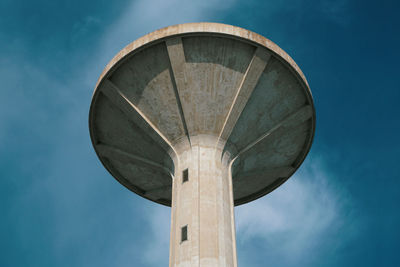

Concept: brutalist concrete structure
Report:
left=89, top=23, right=315, bottom=267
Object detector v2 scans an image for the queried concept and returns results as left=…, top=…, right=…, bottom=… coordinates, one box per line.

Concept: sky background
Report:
left=1, top=0, right=399, bottom=266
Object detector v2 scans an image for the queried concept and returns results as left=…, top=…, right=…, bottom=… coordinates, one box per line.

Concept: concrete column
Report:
left=169, top=135, right=237, bottom=267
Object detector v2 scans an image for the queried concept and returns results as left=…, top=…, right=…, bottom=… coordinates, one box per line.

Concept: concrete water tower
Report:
left=89, top=23, right=315, bottom=267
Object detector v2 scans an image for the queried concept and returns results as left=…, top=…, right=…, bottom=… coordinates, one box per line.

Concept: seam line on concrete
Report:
left=197, top=145, right=200, bottom=266
left=228, top=159, right=238, bottom=267
left=169, top=170, right=177, bottom=266
left=216, top=154, right=223, bottom=266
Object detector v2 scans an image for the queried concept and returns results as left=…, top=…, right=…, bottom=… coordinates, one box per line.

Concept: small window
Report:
left=181, top=225, right=188, bottom=242
left=182, top=169, right=189, bottom=183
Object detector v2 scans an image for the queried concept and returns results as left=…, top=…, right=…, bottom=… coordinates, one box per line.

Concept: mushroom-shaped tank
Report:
left=89, top=23, right=315, bottom=266
left=89, top=23, right=315, bottom=206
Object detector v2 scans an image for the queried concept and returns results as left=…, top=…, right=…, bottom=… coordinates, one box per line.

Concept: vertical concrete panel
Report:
left=199, top=145, right=218, bottom=266
left=228, top=164, right=238, bottom=267
left=190, top=145, right=200, bottom=266
left=169, top=158, right=179, bottom=267
left=217, top=154, right=226, bottom=267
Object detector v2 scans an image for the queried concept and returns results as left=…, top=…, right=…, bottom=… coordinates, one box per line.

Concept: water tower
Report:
left=89, top=23, right=315, bottom=267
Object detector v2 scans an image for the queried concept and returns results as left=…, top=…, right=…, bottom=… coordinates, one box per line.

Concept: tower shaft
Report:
left=169, top=135, right=237, bottom=267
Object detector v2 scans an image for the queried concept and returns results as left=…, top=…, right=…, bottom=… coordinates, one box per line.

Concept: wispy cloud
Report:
left=319, top=0, right=349, bottom=25
left=142, top=205, right=171, bottom=266
left=138, top=156, right=359, bottom=266
left=235, top=155, right=358, bottom=266
left=87, top=0, right=237, bottom=85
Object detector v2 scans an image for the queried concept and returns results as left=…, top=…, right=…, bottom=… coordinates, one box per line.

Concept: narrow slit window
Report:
left=182, top=169, right=189, bottom=183
left=181, top=225, right=188, bottom=242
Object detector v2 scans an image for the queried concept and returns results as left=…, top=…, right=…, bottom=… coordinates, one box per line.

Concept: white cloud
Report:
left=235, top=155, right=356, bottom=265
left=142, top=205, right=171, bottom=266
left=319, top=0, right=349, bottom=25
left=85, top=0, right=237, bottom=88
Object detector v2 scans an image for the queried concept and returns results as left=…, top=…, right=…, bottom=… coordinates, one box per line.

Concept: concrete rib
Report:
left=166, top=38, right=191, bottom=145
left=97, top=143, right=171, bottom=175
left=219, top=47, right=271, bottom=141
left=100, top=79, right=176, bottom=156
left=233, top=105, right=313, bottom=160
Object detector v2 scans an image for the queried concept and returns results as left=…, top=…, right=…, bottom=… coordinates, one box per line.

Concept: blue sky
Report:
left=1, top=0, right=399, bottom=266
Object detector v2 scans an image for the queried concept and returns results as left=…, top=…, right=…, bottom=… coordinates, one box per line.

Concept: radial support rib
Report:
left=234, top=105, right=313, bottom=159
left=219, top=47, right=271, bottom=141
left=97, top=143, right=171, bottom=175
left=100, top=79, right=173, bottom=153
left=165, top=38, right=191, bottom=145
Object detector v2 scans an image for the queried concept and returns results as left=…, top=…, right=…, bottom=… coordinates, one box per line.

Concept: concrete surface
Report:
left=168, top=135, right=237, bottom=267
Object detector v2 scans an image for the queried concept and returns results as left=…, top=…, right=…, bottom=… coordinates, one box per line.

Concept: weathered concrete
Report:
left=169, top=135, right=236, bottom=267
left=89, top=22, right=316, bottom=266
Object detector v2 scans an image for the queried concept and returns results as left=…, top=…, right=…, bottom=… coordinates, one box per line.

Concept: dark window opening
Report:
left=181, top=225, right=188, bottom=242
left=182, top=169, right=189, bottom=183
